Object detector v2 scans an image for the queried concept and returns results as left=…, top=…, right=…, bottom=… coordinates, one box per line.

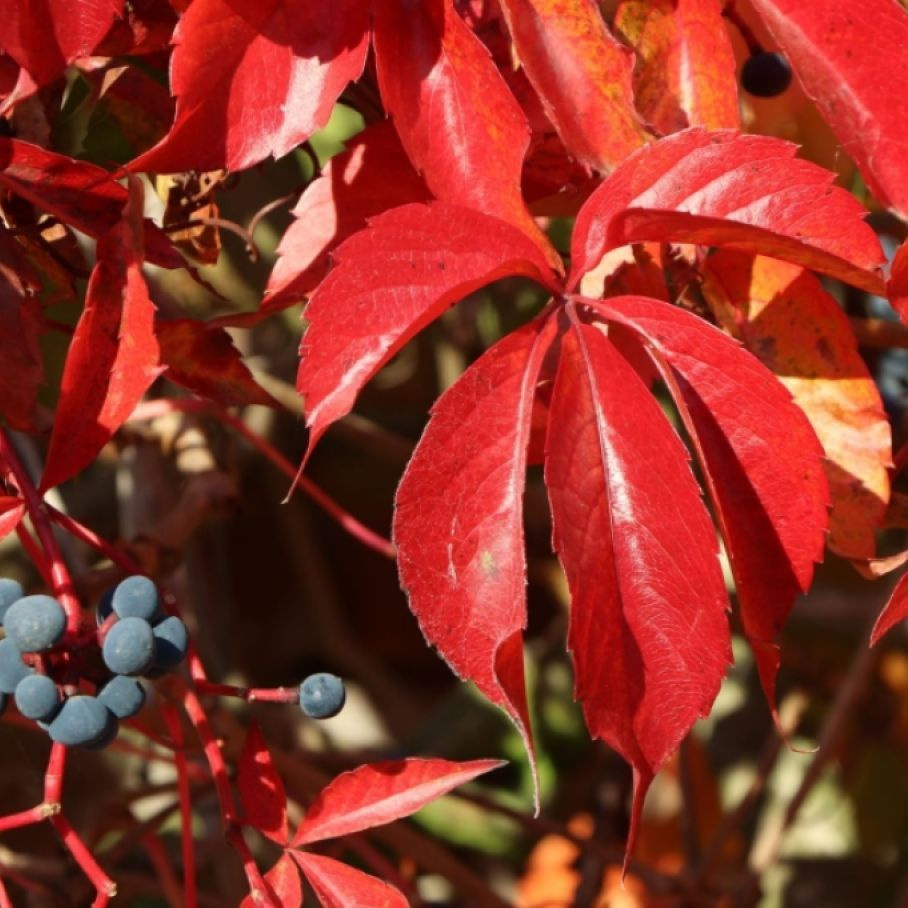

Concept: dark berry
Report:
left=96, top=588, right=114, bottom=626
left=0, top=638, right=33, bottom=693
left=102, top=617, right=155, bottom=676
left=0, top=692, right=6, bottom=715
left=48, top=695, right=114, bottom=748
left=83, top=715, right=120, bottom=750
left=741, top=51, right=792, bottom=98
left=98, top=675, right=146, bottom=719
left=14, top=674, right=61, bottom=721
left=0, top=578, right=24, bottom=624
left=4, top=595, right=66, bottom=652
left=112, top=576, right=162, bottom=622
left=298, top=673, right=345, bottom=719
left=150, top=616, right=188, bottom=671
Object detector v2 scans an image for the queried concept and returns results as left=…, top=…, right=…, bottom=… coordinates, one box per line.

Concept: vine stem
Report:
left=163, top=705, right=197, bottom=908
left=50, top=814, right=117, bottom=905
left=193, top=681, right=299, bottom=703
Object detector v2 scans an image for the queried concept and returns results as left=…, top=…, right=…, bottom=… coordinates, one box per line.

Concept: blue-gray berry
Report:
left=298, top=673, right=345, bottom=719
left=14, top=673, right=61, bottom=721
left=4, top=595, right=67, bottom=653
left=102, top=617, right=155, bottom=676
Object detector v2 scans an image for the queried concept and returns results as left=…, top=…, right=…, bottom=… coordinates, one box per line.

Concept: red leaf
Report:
left=0, top=0, right=124, bottom=88
left=543, top=311, right=730, bottom=866
left=293, top=757, right=503, bottom=846
left=393, top=320, right=557, bottom=799
left=888, top=240, right=908, bottom=324
left=0, top=497, right=25, bottom=541
left=41, top=179, right=163, bottom=491
left=156, top=318, right=279, bottom=408
left=129, top=0, right=369, bottom=173
left=748, top=0, right=908, bottom=219
left=701, top=251, right=891, bottom=559
left=373, top=0, right=559, bottom=267
left=239, top=852, right=301, bottom=908
left=0, top=228, right=43, bottom=430
left=0, top=139, right=182, bottom=269
left=263, top=122, right=429, bottom=313
left=297, top=202, right=559, bottom=456
left=614, top=0, right=739, bottom=134
left=291, top=852, right=407, bottom=908
left=871, top=572, right=908, bottom=647
left=238, top=722, right=289, bottom=845
left=569, top=129, right=885, bottom=294
left=496, top=0, right=650, bottom=172
left=590, top=295, right=829, bottom=718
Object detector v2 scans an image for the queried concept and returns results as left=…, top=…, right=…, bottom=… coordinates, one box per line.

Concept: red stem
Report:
left=193, top=680, right=298, bottom=703
left=0, top=805, right=49, bottom=833
left=163, top=705, right=198, bottom=908
left=44, top=742, right=67, bottom=806
left=14, top=523, right=54, bottom=589
left=51, top=814, right=117, bottom=903
left=0, top=877, right=12, bottom=908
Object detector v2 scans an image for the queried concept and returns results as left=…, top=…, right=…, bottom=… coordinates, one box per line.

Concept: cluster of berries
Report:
left=0, top=575, right=188, bottom=748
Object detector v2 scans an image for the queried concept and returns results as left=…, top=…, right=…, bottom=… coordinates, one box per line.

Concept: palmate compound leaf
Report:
left=569, top=128, right=886, bottom=294
left=588, top=295, right=830, bottom=723
left=748, top=0, right=908, bottom=219
left=297, top=202, right=560, bottom=458
left=543, top=308, right=731, bottom=865
left=129, top=0, right=369, bottom=173
left=701, top=251, right=891, bottom=559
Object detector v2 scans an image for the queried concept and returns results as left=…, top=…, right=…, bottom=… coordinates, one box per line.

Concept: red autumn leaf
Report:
left=238, top=852, right=301, bottom=908
left=372, top=0, right=559, bottom=267
left=568, top=129, right=886, bottom=294
left=0, top=497, right=25, bottom=541
left=701, top=250, right=891, bottom=559
left=614, top=0, right=739, bottom=134
left=590, top=295, right=829, bottom=717
left=291, top=852, right=407, bottom=908
left=543, top=310, right=731, bottom=865
left=496, top=0, right=650, bottom=172
left=0, top=0, right=124, bottom=88
left=129, top=0, right=369, bottom=173
left=748, top=0, right=908, bottom=219
left=297, top=202, right=559, bottom=457
left=41, top=179, right=163, bottom=491
left=871, top=572, right=908, bottom=647
left=263, top=122, right=429, bottom=313
left=0, top=139, right=182, bottom=269
left=393, top=321, right=557, bottom=794
left=0, top=228, right=43, bottom=430
left=238, top=722, right=289, bottom=845
left=94, top=0, right=179, bottom=57
left=888, top=240, right=908, bottom=324
left=293, top=757, right=503, bottom=846
left=156, top=318, right=279, bottom=408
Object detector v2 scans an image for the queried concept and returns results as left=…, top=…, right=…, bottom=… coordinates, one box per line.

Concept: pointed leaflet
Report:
left=130, top=0, right=369, bottom=173
left=0, top=0, right=124, bottom=87
left=394, top=319, right=558, bottom=794
left=238, top=722, right=288, bottom=845
left=748, top=0, right=908, bottom=219
left=496, top=0, right=649, bottom=172
left=373, top=0, right=558, bottom=266
left=264, top=122, right=429, bottom=313
left=156, top=318, right=279, bottom=408
left=888, top=240, right=908, bottom=325
left=871, top=572, right=908, bottom=647
left=590, top=295, right=829, bottom=716
left=297, top=202, right=559, bottom=455
left=614, top=0, right=739, bottom=134
left=544, top=313, right=730, bottom=864
left=238, top=852, right=301, bottom=908
left=0, top=139, right=182, bottom=268
left=41, top=180, right=163, bottom=491
left=701, top=251, right=890, bottom=559
left=293, top=757, right=503, bottom=846
left=291, top=852, right=407, bottom=908
left=568, top=129, right=885, bottom=294
left=0, top=498, right=25, bottom=541
left=0, top=228, right=43, bottom=430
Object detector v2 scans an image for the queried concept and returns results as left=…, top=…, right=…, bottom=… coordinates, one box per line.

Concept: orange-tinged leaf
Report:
left=497, top=0, right=650, bottom=172
left=373, top=0, right=559, bottom=267
left=702, top=250, right=891, bottom=559
left=291, top=852, right=407, bottom=908
left=614, top=0, right=739, bottom=134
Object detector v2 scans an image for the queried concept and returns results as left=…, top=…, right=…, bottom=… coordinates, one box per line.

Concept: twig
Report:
left=164, top=704, right=198, bottom=908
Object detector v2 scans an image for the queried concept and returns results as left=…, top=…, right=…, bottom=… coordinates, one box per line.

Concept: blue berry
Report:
left=112, top=576, right=162, bottom=622
left=102, top=617, right=155, bottom=676
left=741, top=52, right=792, bottom=98
left=151, top=616, right=188, bottom=671
left=83, top=715, right=120, bottom=750
left=298, top=673, right=345, bottom=719
left=0, top=578, right=24, bottom=624
left=4, top=595, right=66, bottom=652
left=0, top=638, right=32, bottom=692
left=98, top=675, right=146, bottom=719
left=14, top=674, right=61, bottom=721
left=48, top=695, right=114, bottom=748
